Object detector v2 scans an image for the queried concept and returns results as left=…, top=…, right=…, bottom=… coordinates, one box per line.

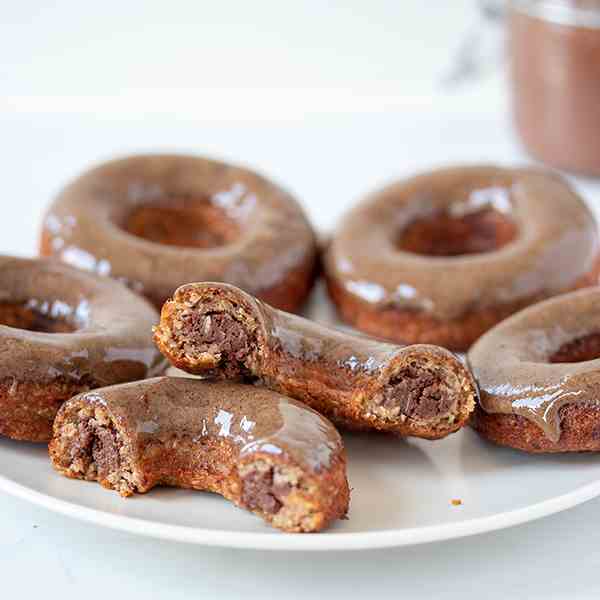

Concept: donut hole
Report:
left=397, top=206, right=518, bottom=257
left=124, top=199, right=241, bottom=249
left=0, top=300, right=80, bottom=333
left=550, top=333, right=600, bottom=363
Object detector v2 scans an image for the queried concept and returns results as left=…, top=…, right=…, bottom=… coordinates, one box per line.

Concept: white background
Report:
left=2, top=1, right=600, bottom=598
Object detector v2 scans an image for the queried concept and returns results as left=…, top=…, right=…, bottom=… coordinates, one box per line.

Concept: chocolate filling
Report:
left=70, top=418, right=121, bottom=479
left=0, top=302, right=76, bottom=333
left=381, top=364, right=455, bottom=421
left=124, top=198, right=240, bottom=249
left=181, top=311, right=251, bottom=368
left=241, top=464, right=293, bottom=515
left=398, top=207, right=517, bottom=257
left=550, top=333, right=600, bottom=364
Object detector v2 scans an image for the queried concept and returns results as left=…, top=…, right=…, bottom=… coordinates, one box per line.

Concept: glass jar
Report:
left=510, top=1, right=600, bottom=176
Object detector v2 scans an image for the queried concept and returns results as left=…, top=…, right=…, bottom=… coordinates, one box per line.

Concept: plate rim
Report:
left=2, top=469, right=599, bottom=551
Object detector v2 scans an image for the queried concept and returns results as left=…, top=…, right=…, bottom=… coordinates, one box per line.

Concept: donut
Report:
left=49, top=377, right=349, bottom=533
left=153, top=282, right=477, bottom=440
left=324, top=165, right=600, bottom=351
left=0, top=256, right=165, bottom=442
left=468, top=287, right=600, bottom=453
left=39, top=154, right=318, bottom=313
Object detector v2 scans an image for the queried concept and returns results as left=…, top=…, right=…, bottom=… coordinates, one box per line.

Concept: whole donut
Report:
left=324, top=165, right=600, bottom=351
left=0, top=256, right=165, bottom=442
left=468, top=287, right=600, bottom=453
left=40, top=154, right=318, bottom=312
left=50, top=377, right=349, bottom=533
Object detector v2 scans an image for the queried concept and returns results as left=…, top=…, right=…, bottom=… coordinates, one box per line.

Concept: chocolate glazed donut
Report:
left=324, top=165, right=600, bottom=351
left=39, top=154, right=318, bottom=312
left=469, top=287, right=600, bottom=453
left=154, top=283, right=477, bottom=440
left=0, top=257, right=165, bottom=442
left=49, top=377, right=349, bottom=533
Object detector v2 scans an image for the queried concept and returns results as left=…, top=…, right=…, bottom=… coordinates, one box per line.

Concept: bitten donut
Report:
left=49, top=377, right=349, bottom=533
left=154, top=282, right=477, bottom=440
left=324, top=165, right=600, bottom=351
left=469, top=288, right=600, bottom=453
left=40, top=154, right=318, bottom=312
left=0, top=256, right=165, bottom=442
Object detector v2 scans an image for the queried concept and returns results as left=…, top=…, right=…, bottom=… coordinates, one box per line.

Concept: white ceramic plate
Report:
left=2, top=403, right=600, bottom=551
left=2, top=283, right=600, bottom=551
left=1, top=110, right=600, bottom=551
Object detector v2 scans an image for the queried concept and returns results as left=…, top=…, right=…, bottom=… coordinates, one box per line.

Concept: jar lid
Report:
left=512, top=0, right=600, bottom=27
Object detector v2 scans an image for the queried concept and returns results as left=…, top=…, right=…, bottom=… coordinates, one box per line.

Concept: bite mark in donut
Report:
left=50, top=377, right=350, bottom=533
left=374, top=363, right=457, bottom=423
left=155, top=282, right=477, bottom=440
left=179, top=312, right=253, bottom=375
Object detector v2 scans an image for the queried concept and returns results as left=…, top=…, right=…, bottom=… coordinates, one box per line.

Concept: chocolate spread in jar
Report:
left=510, top=0, right=600, bottom=176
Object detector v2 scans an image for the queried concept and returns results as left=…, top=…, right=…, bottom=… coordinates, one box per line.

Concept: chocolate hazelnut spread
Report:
left=510, top=0, right=600, bottom=175
left=468, top=287, right=600, bottom=441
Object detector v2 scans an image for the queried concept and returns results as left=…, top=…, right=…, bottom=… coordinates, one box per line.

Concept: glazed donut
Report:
left=49, top=377, right=349, bottom=533
left=0, top=256, right=165, bottom=442
left=324, top=165, right=600, bottom=351
left=469, top=287, right=600, bottom=453
left=153, top=282, right=477, bottom=440
left=40, top=154, right=318, bottom=313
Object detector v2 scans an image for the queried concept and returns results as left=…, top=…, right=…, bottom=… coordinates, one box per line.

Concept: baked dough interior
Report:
left=368, top=358, right=461, bottom=428
left=397, top=187, right=518, bottom=257
left=123, top=197, right=242, bottom=249
left=157, top=287, right=261, bottom=379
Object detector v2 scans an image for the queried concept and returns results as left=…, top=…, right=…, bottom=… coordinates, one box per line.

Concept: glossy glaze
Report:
left=40, top=154, right=317, bottom=307
left=268, top=309, right=401, bottom=377
left=468, top=287, right=600, bottom=441
left=174, top=280, right=463, bottom=390
left=0, top=256, right=165, bottom=386
left=325, top=166, right=599, bottom=320
left=259, top=300, right=474, bottom=414
left=81, top=377, right=341, bottom=472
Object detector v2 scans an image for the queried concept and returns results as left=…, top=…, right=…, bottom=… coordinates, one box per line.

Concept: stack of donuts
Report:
left=1, top=154, right=599, bottom=533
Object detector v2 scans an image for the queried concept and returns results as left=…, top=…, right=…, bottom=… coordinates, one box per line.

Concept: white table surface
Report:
left=3, top=2, right=600, bottom=598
